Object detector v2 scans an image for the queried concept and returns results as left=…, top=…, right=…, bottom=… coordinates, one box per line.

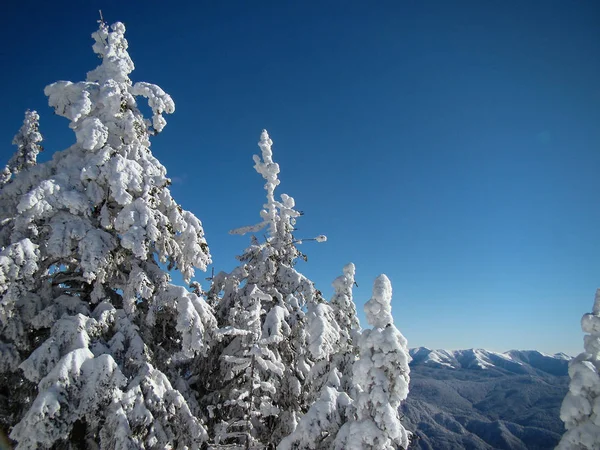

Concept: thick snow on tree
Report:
left=278, top=382, right=352, bottom=450
left=202, top=130, right=332, bottom=448
left=329, top=262, right=360, bottom=392
left=301, top=300, right=341, bottom=407
left=0, top=20, right=214, bottom=449
left=557, top=289, right=600, bottom=450
left=0, top=110, right=43, bottom=187
left=279, top=263, right=361, bottom=450
left=0, top=111, right=43, bottom=251
left=334, top=274, right=411, bottom=450
left=331, top=263, right=359, bottom=344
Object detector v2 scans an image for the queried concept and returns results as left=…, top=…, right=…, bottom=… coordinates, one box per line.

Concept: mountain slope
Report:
left=402, top=348, right=570, bottom=450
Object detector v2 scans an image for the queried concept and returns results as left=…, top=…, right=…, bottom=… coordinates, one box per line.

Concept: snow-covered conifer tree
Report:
left=334, top=274, right=411, bottom=450
left=0, top=110, right=43, bottom=187
left=278, top=263, right=360, bottom=450
left=329, top=262, right=360, bottom=391
left=556, top=289, right=600, bottom=449
left=202, top=130, right=330, bottom=448
left=0, top=20, right=214, bottom=449
left=0, top=110, right=44, bottom=250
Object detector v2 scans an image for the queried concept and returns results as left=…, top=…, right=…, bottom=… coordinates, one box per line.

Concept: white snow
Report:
left=557, top=288, right=600, bottom=449
left=334, top=275, right=411, bottom=450
left=1, top=20, right=213, bottom=449
left=364, top=274, right=394, bottom=328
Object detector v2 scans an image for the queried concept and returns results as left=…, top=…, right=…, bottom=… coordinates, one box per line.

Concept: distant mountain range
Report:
left=402, top=348, right=571, bottom=449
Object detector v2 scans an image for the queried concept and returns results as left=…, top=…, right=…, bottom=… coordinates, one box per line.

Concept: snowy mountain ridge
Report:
left=409, top=347, right=571, bottom=373
left=404, top=347, right=570, bottom=449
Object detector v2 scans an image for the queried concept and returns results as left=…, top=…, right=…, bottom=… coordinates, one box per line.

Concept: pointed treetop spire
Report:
left=343, top=262, right=355, bottom=279
left=87, top=20, right=134, bottom=84
left=593, top=288, right=600, bottom=315
left=253, top=129, right=282, bottom=236
left=258, top=129, right=275, bottom=165
left=1, top=110, right=43, bottom=186
left=364, top=274, right=394, bottom=328
left=331, top=262, right=359, bottom=336
left=230, top=130, right=326, bottom=246
left=11, top=109, right=42, bottom=167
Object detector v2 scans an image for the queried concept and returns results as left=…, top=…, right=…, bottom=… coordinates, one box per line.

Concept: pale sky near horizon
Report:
left=1, top=1, right=599, bottom=356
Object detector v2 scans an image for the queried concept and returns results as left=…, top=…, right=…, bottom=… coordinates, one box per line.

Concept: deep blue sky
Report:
left=1, top=1, right=599, bottom=355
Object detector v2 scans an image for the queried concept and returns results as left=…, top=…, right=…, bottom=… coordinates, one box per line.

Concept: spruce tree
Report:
left=0, top=20, right=214, bottom=449
left=329, top=262, right=360, bottom=393
left=202, top=130, right=330, bottom=448
left=556, top=289, right=600, bottom=449
left=0, top=110, right=44, bottom=250
left=334, top=274, right=411, bottom=450
left=278, top=263, right=360, bottom=450
left=0, top=110, right=43, bottom=187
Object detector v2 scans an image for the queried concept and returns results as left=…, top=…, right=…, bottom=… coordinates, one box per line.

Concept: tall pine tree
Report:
left=0, top=110, right=44, bottom=250
left=0, top=110, right=43, bottom=187
left=334, top=274, right=411, bottom=450
left=201, top=130, right=332, bottom=448
left=279, top=264, right=359, bottom=450
left=0, top=20, right=215, bottom=449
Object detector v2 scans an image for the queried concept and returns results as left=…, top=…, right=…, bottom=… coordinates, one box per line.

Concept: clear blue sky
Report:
left=1, top=1, right=599, bottom=356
